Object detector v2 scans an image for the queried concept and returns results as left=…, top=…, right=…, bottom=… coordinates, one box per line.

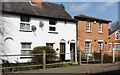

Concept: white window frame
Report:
left=98, top=22, right=103, bottom=32
left=109, top=43, right=112, bottom=52
left=20, top=22, right=31, bottom=31
left=49, top=26, right=57, bottom=32
left=86, top=20, right=91, bottom=32
left=21, top=43, right=32, bottom=55
left=98, top=42, right=103, bottom=53
left=20, top=15, right=31, bottom=31
left=115, top=32, right=120, bottom=40
left=85, top=41, right=91, bottom=54
left=48, top=19, right=58, bottom=33
left=115, top=43, right=120, bottom=51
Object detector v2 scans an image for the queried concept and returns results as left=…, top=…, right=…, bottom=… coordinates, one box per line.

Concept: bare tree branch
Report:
left=0, top=17, right=8, bottom=36
left=110, top=21, right=120, bottom=31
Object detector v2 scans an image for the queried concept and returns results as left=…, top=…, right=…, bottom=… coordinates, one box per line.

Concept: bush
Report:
left=115, top=57, right=120, bottom=62
left=2, top=59, right=12, bottom=67
left=103, top=54, right=112, bottom=63
left=77, top=50, right=87, bottom=61
left=31, top=46, right=58, bottom=64
left=93, top=52, right=101, bottom=60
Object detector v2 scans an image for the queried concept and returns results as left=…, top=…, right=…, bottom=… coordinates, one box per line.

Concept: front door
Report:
left=70, top=43, right=75, bottom=62
left=60, top=43, right=65, bottom=61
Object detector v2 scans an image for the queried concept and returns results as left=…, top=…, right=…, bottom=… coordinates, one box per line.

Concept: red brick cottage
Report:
left=74, top=14, right=111, bottom=57
left=108, top=30, right=120, bottom=58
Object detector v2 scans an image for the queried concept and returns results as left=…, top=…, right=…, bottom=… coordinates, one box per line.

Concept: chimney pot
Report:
left=31, top=0, right=42, bottom=7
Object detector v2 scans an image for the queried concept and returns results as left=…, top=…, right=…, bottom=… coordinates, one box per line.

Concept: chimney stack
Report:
left=31, top=0, right=42, bottom=7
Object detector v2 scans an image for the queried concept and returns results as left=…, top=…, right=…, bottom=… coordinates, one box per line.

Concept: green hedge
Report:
left=31, top=46, right=58, bottom=64
left=103, top=54, right=112, bottom=63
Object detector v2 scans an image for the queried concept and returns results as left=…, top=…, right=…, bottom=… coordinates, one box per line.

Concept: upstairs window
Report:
left=99, top=22, right=103, bottom=32
left=20, top=23, right=30, bottom=31
left=20, top=15, right=31, bottom=31
left=116, top=32, right=120, bottom=40
left=86, top=20, right=91, bottom=32
left=49, top=26, right=56, bottom=31
left=20, top=16, right=30, bottom=22
left=49, top=19, right=57, bottom=25
left=49, top=19, right=58, bottom=33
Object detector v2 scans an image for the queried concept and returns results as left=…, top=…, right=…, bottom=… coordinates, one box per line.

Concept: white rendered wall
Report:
left=2, top=13, right=77, bottom=63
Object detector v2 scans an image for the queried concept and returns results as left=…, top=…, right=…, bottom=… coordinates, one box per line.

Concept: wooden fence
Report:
left=0, top=50, right=106, bottom=73
left=0, top=50, right=82, bottom=73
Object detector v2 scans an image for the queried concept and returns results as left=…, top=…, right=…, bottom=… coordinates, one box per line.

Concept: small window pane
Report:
left=99, top=22, right=102, bottom=32
left=116, top=44, right=120, bottom=50
left=109, top=44, right=112, bottom=51
left=20, top=23, right=30, bottom=31
left=49, top=27, right=56, bottom=31
left=21, top=50, right=31, bottom=55
left=86, top=21, right=90, bottom=31
left=98, top=42, right=103, bottom=52
left=49, top=19, right=57, bottom=25
left=116, top=33, right=120, bottom=40
left=21, top=43, right=31, bottom=49
left=21, top=15, right=30, bottom=22
left=22, top=44, right=26, bottom=48
left=21, top=43, right=31, bottom=55
left=20, top=23, right=25, bottom=29
left=85, top=42, right=91, bottom=54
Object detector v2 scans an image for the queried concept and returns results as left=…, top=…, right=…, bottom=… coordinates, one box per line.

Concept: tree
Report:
left=0, top=17, right=8, bottom=65
left=31, top=46, right=58, bottom=64
left=0, top=17, right=8, bottom=36
left=110, top=21, right=120, bottom=31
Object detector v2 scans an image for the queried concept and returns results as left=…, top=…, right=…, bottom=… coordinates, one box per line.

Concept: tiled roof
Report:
left=74, top=14, right=111, bottom=23
left=2, top=2, right=75, bottom=21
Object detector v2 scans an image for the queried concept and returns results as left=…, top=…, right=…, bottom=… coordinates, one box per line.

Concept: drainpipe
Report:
left=112, top=48, right=115, bottom=63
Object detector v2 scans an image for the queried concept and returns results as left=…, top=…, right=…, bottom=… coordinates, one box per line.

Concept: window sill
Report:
left=115, top=49, right=120, bottom=52
left=97, top=51, right=101, bottom=53
left=115, top=39, right=120, bottom=40
left=20, top=30, right=32, bottom=32
left=48, top=31, right=58, bottom=34
left=20, top=56, right=32, bottom=59
left=98, top=32, right=104, bottom=34
left=86, top=31, right=92, bottom=33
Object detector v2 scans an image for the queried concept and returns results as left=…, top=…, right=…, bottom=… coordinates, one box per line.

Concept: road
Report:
left=1, top=62, right=120, bottom=75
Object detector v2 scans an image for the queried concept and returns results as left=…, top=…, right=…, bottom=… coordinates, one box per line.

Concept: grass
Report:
left=2, top=61, right=78, bottom=73
left=47, top=63, right=78, bottom=68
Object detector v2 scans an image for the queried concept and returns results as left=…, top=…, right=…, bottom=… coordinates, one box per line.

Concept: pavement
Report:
left=1, top=62, right=120, bottom=75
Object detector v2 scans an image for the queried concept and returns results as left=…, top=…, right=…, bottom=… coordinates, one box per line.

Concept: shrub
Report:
left=31, top=46, right=58, bottom=64
left=103, top=54, right=112, bottom=63
left=94, top=52, right=112, bottom=63
left=115, top=57, right=120, bottom=62
left=77, top=50, right=87, bottom=61
left=2, top=59, right=12, bottom=67
left=93, top=52, right=101, bottom=60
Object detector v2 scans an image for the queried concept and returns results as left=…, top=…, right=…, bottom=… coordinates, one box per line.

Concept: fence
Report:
left=1, top=50, right=110, bottom=73
left=0, top=50, right=82, bottom=73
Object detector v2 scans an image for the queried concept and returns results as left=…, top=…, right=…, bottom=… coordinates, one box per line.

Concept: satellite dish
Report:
left=31, top=25, right=37, bottom=32
left=39, top=21, right=44, bottom=28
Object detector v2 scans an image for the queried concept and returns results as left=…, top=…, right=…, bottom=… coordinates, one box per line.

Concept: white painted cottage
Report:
left=1, top=0, right=77, bottom=63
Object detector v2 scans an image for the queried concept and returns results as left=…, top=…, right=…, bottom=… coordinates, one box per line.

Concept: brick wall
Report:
left=77, top=20, right=109, bottom=54
left=108, top=31, right=120, bottom=57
